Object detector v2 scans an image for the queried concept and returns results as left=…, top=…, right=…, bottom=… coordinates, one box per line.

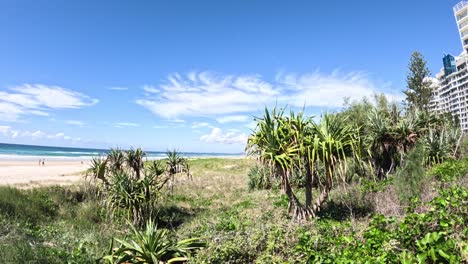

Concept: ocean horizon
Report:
left=0, top=143, right=244, bottom=161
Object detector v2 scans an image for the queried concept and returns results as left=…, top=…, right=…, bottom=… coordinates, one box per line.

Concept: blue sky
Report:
left=0, top=0, right=464, bottom=153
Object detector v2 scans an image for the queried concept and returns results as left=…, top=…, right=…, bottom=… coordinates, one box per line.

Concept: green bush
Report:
left=428, top=157, right=468, bottom=182
left=394, top=145, right=426, bottom=205
left=102, top=219, right=205, bottom=263
left=105, top=171, right=161, bottom=226
left=247, top=164, right=275, bottom=191
left=296, top=186, right=467, bottom=263
left=0, top=187, right=58, bottom=224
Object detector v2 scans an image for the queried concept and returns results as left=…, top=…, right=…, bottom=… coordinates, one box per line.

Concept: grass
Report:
left=0, top=185, right=117, bottom=263
left=0, top=157, right=467, bottom=263
left=0, top=158, right=258, bottom=263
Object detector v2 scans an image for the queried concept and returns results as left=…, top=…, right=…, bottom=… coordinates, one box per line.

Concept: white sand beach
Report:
left=0, top=160, right=88, bottom=187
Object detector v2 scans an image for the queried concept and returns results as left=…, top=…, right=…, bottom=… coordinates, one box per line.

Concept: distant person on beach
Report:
left=42, top=159, right=45, bottom=166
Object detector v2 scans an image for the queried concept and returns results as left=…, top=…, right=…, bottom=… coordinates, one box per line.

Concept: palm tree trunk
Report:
left=279, top=166, right=313, bottom=220
left=311, top=187, right=329, bottom=214
left=170, top=173, right=174, bottom=194
left=305, top=160, right=313, bottom=208
left=310, top=167, right=332, bottom=216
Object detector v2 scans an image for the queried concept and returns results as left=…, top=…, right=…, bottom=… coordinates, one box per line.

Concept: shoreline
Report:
left=0, top=156, right=246, bottom=187
left=0, top=154, right=246, bottom=162
left=0, top=160, right=88, bottom=187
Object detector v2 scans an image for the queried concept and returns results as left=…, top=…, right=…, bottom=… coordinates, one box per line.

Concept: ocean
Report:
left=0, top=143, right=242, bottom=161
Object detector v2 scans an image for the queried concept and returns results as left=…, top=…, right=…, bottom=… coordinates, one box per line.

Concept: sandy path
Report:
left=0, top=160, right=89, bottom=187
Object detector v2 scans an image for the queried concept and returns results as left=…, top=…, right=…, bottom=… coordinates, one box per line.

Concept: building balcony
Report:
left=454, top=1, right=468, bottom=13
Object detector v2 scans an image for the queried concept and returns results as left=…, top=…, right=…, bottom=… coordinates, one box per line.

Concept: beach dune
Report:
left=0, top=160, right=87, bottom=187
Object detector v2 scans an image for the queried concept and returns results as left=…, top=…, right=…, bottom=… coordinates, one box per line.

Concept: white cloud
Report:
left=216, top=115, right=250, bottom=124
left=136, top=71, right=400, bottom=119
left=136, top=71, right=277, bottom=119
left=0, top=84, right=98, bottom=121
left=275, top=71, right=402, bottom=107
left=191, top=122, right=211, bottom=129
left=31, top=130, right=46, bottom=138
left=142, top=85, right=160, bottom=93
left=167, top=119, right=186, bottom=123
left=244, top=121, right=257, bottom=130
left=108, top=87, right=128, bottom=91
left=66, top=120, right=85, bottom=126
left=200, top=127, right=248, bottom=145
left=0, top=126, right=81, bottom=142
left=153, top=125, right=169, bottom=129
left=114, top=122, right=140, bottom=128
left=0, top=126, right=15, bottom=137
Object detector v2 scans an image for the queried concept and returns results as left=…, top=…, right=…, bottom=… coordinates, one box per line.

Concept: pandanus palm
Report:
left=285, top=110, right=316, bottom=214
left=88, top=156, right=109, bottom=186
left=108, top=148, right=125, bottom=172
left=246, top=107, right=304, bottom=219
left=145, top=160, right=172, bottom=191
left=166, top=149, right=190, bottom=193
left=308, top=113, right=358, bottom=215
left=125, top=148, right=146, bottom=179
left=146, top=160, right=166, bottom=177
left=246, top=107, right=297, bottom=172
left=366, top=108, right=400, bottom=178
left=247, top=108, right=358, bottom=220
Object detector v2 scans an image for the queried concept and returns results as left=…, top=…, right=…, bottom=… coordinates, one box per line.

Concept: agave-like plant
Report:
left=102, top=220, right=205, bottom=264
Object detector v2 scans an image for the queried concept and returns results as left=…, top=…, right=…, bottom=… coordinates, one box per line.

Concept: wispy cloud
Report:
left=200, top=127, right=248, bottom=145
left=216, top=115, right=250, bottom=124
left=153, top=121, right=186, bottom=129
left=142, top=85, right=160, bottom=93
left=244, top=121, right=257, bottom=130
left=114, top=122, right=140, bottom=128
left=167, top=119, right=185, bottom=123
left=66, top=120, right=85, bottom=126
left=108, top=87, right=128, bottom=91
left=191, top=122, right=211, bottom=129
left=0, top=84, right=98, bottom=122
left=0, top=125, right=81, bottom=142
left=136, top=70, right=400, bottom=119
left=153, top=125, right=169, bottom=129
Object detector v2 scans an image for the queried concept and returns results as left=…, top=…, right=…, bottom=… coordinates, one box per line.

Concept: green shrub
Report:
left=105, top=171, right=161, bottom=226
left=247, top=164, right=274, bottom=191
left=295, top=184, right=467, bottom=263
left=428, top=157, right=468, bottom=182
left=324, top=185, right=374, bottom=220
left=102, top=219, right=205, bottom=263
left=394, top=145, right=426, bottom=205
left=0, top=187, right=58, bottom=224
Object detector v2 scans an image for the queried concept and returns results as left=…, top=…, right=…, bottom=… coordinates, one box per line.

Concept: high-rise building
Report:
left=429, top=1, right=468, bottom=132
left=443, top=54, right=457, bottom=76
left=455, top=1, right=468, bottom=53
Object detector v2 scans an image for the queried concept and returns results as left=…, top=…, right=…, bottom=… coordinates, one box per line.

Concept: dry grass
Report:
left=367, top=185, right=403, bottom=217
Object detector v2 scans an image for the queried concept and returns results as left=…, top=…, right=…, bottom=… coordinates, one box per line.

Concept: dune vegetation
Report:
left=0, top=53, right=467, bottom=263
left=0, top=103, right=467, bottom=263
